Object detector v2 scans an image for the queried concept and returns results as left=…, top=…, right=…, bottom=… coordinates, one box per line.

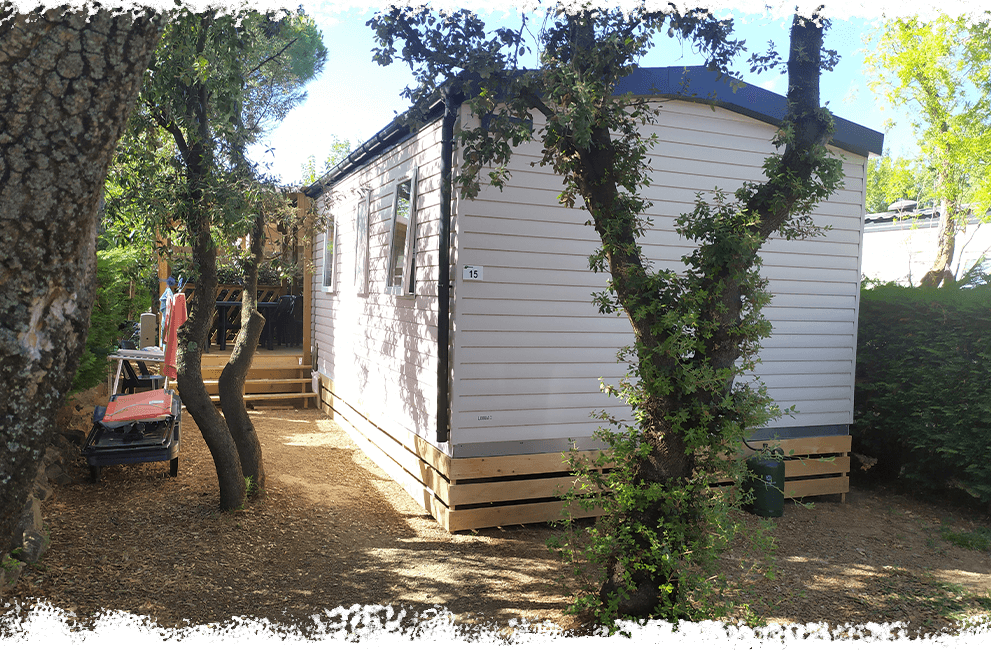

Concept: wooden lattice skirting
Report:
left=316, top=375, right=850, bottom=533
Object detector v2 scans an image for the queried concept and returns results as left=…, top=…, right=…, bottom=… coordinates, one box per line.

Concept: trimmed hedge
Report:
left=854, top=284, right=991, bottom=509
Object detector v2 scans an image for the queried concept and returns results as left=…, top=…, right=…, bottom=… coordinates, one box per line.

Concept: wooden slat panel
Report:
left=785, top=455, right=851, bottom=479
left=784, top=475, right=850, bottom=499
left=446, top=500, right=606, bottom=533
left=211, top=392, right=316, bottom=403
left=777, top=435, right=852, bottom=456
left=325, top=385, right=452, bottom=502
left=330, top=401, right=452, bottom=510
left=449, top=450, right=609, bottom=481
left=321, top=372, right=849, bottom=531
left=322, top=375, right=451, bottom=478
left=448, top=475, right=599, bottom=507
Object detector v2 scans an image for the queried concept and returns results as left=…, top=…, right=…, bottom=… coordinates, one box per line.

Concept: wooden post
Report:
left=297, top=192, right=313, bottom=370
left=157, top=256, right=170, bottom=299
left=155, top=230, right=170, bottom=348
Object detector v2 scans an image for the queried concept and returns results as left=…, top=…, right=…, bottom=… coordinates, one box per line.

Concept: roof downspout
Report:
left=436, top=88, right=456, bottom=444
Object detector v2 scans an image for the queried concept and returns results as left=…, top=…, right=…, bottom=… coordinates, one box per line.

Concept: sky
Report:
left=244, top=1, right=984, bottom=185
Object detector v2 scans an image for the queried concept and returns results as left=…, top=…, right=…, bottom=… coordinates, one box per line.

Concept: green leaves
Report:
left=865, top=15, right=991, bottom=279
left=854, top=284, right=991, bottom=507
left=192, top=55, right=210, bottom=81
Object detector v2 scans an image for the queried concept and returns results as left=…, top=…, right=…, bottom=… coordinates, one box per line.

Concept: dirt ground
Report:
left=3, top=401, right=991, bottom=638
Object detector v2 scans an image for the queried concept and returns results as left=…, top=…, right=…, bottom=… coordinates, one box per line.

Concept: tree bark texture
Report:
left=175, top=211, right=246, bottom=510
left=0, top=8, right=162, bottom=549
left=218, top=211, right=266, bottom=492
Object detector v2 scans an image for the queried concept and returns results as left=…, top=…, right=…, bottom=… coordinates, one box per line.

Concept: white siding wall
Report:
left=862, top=218, right=991, bottom=286
left=450, top=100, right=868, bottom=455
left=312, top=120, right=444, bottom=444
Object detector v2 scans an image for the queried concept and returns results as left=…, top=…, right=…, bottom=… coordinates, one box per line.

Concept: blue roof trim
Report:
left=615, top=66, right=884, bottom=158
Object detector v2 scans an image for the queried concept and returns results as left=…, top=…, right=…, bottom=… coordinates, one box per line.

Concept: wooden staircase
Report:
left=201, top=349, right=316, bottom=408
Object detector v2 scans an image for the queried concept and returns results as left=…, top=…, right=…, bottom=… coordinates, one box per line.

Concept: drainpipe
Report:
left=437, top=88, right=456, bottom=444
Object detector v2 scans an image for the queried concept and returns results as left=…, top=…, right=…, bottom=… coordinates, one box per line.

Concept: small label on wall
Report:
left=463, top=265, right=483, bottom=281
left=477, top=415, right=493, bottom=421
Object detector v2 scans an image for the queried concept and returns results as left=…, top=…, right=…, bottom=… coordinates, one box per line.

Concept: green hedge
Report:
left=70, top=247, right=152, bottom=394
left=854, top=284, right=991, bottom=508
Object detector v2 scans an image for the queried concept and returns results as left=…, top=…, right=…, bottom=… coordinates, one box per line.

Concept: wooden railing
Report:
left=182, top=283, right=287, bottom=349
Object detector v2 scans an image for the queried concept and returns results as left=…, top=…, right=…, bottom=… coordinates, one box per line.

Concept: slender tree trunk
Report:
left=0, top=7, right=162, bottom=549
left=920, top=196, right=956, bottom=287
left=219, top=211, right=267, bottom=492
left=217, top=79, right=266, bottom=493
left=176, top=192, right=246, bottom=510
left=174, top=63, right=245, bottom=510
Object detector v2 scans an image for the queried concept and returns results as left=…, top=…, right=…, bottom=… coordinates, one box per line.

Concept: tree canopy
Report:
left=866, top=15, right=991, bottom=286
left=866, top=152, right=932, bottom=214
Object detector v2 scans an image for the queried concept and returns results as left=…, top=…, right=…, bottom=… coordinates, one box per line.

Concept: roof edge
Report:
left=615, top=66, right=884, bottom=159
left=305, top=65, right=884, bottom=198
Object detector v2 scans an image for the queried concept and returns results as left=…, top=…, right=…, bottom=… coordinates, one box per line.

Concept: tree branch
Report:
left=245, top=36, right=297, bottom=78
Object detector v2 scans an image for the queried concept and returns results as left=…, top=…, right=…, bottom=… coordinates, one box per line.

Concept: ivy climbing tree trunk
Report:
left=597, top=14, right=840, bottom=617
left=368, top=6, right=844, bottom=623
left=0, top=7, right=162, bottom=549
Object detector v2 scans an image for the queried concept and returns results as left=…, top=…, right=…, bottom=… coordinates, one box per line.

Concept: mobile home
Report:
left=303, top=66, right=884, bottom=531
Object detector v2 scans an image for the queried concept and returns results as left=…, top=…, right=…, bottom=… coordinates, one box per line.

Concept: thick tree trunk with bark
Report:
left=218, top=211, right=267, bottom=492
left=0, top=8, right=162, bottom=549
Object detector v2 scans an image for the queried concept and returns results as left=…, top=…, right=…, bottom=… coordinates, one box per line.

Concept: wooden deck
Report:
left=202, top=345, right=316, bottom=408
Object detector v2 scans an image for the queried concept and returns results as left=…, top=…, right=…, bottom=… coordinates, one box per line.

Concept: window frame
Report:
left=385, top=166, right=419, bottom=296
left=321, top=210, right=338, bottom=294
left=354, top=190, right=370, bottom=295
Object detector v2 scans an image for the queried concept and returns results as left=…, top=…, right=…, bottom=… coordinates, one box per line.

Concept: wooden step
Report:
left=202, top=378, right=311, bottom=397
left=201, top=369, right=310, bottom=381
left=201, top=355, right=306, bottom=370
left=202, top=378, right=311, bottom=387
left=210, top=392, right=317, bottom=404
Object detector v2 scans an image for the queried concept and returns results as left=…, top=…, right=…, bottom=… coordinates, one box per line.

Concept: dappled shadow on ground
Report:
left=721, top=488, right=991, bottom=636
left=4, top=409, right=576, bottom=633
left=4, top=408, right=990, bottom=638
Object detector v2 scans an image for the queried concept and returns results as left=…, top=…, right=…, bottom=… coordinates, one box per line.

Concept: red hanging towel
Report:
left=163, top=292, right=187, bottom=380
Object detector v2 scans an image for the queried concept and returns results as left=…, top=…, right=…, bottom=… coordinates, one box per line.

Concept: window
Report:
left=321, top=213, right=337, bottom=293
left=354, top=191, right=370, bottom=295
left=386, top=167, right=418, bottom=295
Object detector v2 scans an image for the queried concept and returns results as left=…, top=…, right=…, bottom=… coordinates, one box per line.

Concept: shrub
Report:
left=854, top=283, right=991, bottom=508
left=70, top=247, right=153, bottom=393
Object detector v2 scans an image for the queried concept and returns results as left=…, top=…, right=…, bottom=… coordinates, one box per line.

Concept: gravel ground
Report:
left=3, top=404, right=990, bottom=639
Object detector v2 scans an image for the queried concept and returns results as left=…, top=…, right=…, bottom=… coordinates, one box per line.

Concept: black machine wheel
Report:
left=169, top=457, right=179, bottom=477
left=89, top=465, right=101, bottom=483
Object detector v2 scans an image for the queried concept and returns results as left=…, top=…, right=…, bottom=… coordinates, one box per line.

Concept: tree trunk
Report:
left=175, top=196, right=246, bottom=511
left=174, top=69, right=245, bottom=510
left=0, top=7, right=162, bottom=549
left=919, top=197, right=956, bottom=287
left=591, top=14, right=837, bottom=617
left=218, top=211, right=267, bottom=492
